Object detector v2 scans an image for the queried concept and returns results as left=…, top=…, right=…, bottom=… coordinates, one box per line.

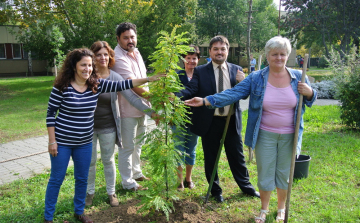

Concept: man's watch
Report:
left=203, top=98, right=206, bottom=106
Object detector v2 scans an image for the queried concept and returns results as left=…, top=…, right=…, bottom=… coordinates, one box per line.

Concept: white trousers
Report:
left=118, top=116, right=147, bottom=189
left=87, top=132, right=116, bottom=195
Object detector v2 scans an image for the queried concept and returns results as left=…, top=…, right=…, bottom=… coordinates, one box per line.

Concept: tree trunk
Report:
left=28, top=51, right=33, bottom=77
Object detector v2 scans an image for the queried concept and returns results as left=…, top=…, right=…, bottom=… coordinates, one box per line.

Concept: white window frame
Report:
left=0, top=44, right=6, bottom=59
left=12, top=43, right=22, bottom=59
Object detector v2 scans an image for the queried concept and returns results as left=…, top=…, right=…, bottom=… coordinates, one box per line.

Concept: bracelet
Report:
left=203, top=98, right=206, bottom=106
left=147, top=77, right=150, bottom=82
left=49, top=142, right=56, bottom=145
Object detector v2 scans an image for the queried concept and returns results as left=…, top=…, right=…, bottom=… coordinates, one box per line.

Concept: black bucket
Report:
left=294, top=155, right=311, bottom=179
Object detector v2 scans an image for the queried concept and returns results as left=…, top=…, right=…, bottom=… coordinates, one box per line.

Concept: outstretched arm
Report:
left=184, top=97, right=210, bottom=107
left=186, top=74, right=252, bottom=108
left=131, top=73, right=166, bottom=87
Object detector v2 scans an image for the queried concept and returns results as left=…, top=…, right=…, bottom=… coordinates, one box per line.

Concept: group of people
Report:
left=45, top=22, right=164, bottom=223
left=44, top=21, right=317, bottom=223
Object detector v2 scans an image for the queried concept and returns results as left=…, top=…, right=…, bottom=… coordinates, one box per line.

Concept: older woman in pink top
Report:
left=184, top=36, right=316, bottom=222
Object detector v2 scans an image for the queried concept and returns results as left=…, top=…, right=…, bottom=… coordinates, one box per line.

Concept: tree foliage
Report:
left=282, top=0, right=360, bottom=57
left=195, top=0, right=278, bottom=61
left=250, top=0, right=278, bottom=51
left=135, top=0, right=197, bottom=65
left=195, top=0, right=247, bottom=45
left=1, top=0, right=196, bottom=65
left=137, top=27, right=191, bottom=220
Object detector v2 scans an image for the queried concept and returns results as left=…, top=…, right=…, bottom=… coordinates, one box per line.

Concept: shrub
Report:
left=318, top=55, right=329, bottom=68
left=328, top=47, right=360, bottom=129
left=310, top=80, right=336, bottom=99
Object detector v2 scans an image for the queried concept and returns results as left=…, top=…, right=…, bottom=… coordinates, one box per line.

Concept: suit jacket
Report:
left=175, top=62, right=243, bottom=136
left=177, top=70, right=190, bottom=85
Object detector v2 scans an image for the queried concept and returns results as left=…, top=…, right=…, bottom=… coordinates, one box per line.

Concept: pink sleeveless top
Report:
left=260, top=82, right=297, bottom=134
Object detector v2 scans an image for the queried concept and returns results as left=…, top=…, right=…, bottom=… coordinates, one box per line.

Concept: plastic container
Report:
left=294, top=155, right=311, bottom=179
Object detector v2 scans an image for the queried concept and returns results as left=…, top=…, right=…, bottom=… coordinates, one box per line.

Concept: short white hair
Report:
left=265, top=36, right=292, bottom=56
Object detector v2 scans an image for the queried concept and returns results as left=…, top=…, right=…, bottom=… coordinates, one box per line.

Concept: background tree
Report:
left=195, top=0, right=247, bottom=61
left=250, top=0, right=278, bottom=52
left=135, top=0, right=197, bottom=65
left=2, top=0, right=196, bottom=66
left=195, top=0, right=247, bottom=43
left=195, top=0, right=278, bottom=65
left=282, top=0, right=360, bottom=58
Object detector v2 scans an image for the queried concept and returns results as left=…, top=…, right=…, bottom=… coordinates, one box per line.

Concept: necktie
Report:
left=218, top=65, right=224, bottom=115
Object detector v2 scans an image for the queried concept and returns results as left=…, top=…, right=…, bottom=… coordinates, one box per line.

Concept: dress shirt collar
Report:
left=212, top=61, right=227, bottom=71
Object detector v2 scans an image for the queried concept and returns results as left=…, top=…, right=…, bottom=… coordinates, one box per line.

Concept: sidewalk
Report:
left=0, top=99, right=340, bottom=185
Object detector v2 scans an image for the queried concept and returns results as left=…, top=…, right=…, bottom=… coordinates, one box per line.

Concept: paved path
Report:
left=0, top=99, right=340, bottom=185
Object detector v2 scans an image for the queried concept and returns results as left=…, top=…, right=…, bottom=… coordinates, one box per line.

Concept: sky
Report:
left=273, top=0, right=286, bottom=11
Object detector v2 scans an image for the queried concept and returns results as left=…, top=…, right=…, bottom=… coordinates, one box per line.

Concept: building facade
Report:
left=0, top=25, right=48, bottom=77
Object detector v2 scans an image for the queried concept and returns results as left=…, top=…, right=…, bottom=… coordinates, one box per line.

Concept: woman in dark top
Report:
left=85, top=41, right=155, bottom=207
left=174, top=45, right=200, bottom=190
left=44, top=48, right=164, bottom=223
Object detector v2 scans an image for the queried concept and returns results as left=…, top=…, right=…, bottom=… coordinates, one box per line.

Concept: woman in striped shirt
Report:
left=44, top=48, right=164, bottom=223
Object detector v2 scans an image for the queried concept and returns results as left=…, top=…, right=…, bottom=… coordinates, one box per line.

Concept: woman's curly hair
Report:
left=54, top=48, right=99, bottom=93
left=90, top=41, right=115, bottom=68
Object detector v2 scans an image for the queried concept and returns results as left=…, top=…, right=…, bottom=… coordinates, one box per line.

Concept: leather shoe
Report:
left=212, top=194, right=224, bottom=203
left=135, top=176, right=150, bottom=181
left=74, top=213, right=93, bottom=223
left=177, top=182, right=184, bottom=191
left=183, top=180, right=195, bottom=189
left=246, top=191, right=260, bottom=198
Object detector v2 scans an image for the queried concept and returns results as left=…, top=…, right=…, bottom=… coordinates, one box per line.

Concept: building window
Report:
left=0, top=44, right=6, bottom=59
left=201, top=47, right=209, bottom=57
left=12, top=44, right=22, bottom=59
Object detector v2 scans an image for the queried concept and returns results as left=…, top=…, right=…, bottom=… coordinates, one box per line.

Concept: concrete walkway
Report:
left=0, top=99, right=340, bottom=185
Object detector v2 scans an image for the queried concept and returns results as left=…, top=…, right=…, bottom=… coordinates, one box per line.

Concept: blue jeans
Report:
left=44, top=143, right=92, bottom=221
left=171, top=125, right=198, bottom=166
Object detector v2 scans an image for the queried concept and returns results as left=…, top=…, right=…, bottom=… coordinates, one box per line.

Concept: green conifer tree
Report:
left=137, top=26, right=192, bottom=220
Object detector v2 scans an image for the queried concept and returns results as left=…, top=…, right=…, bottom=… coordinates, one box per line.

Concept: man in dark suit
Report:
left=175, top=35, right=259, bottom=203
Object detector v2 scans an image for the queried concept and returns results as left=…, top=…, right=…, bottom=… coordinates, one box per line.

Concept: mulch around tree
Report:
left=87, top=199, right=228, bottom=223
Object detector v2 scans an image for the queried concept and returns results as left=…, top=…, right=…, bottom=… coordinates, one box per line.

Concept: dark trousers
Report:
left=201, top=115, right=256, bottom=196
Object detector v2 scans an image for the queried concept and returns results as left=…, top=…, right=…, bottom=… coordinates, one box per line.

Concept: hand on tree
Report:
left=149, top=73, right=166, bottom=82
left=151, top=113, right=162, bottom=126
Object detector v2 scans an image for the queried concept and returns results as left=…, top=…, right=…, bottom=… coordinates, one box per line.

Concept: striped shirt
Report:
left=46, top=79, right=133, bottom=146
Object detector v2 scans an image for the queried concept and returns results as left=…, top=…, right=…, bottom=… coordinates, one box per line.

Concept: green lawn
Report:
left=0, top=77, right=359, bottom=222
left=306, top=67, right=333, bottom=82
left=0, top=76, right=55, bottom=143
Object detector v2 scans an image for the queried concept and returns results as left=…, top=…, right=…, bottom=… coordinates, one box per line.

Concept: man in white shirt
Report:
left=112, top=22, right=150, bottom=191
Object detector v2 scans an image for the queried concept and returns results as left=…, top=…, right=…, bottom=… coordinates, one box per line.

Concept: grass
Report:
left=0, top=76, right=55, bottom=143
left=289, top=67, right=333, bottom=82
left=306, top=67, right=333, bottom=82
left=0, top=77, right=359, bottom=222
